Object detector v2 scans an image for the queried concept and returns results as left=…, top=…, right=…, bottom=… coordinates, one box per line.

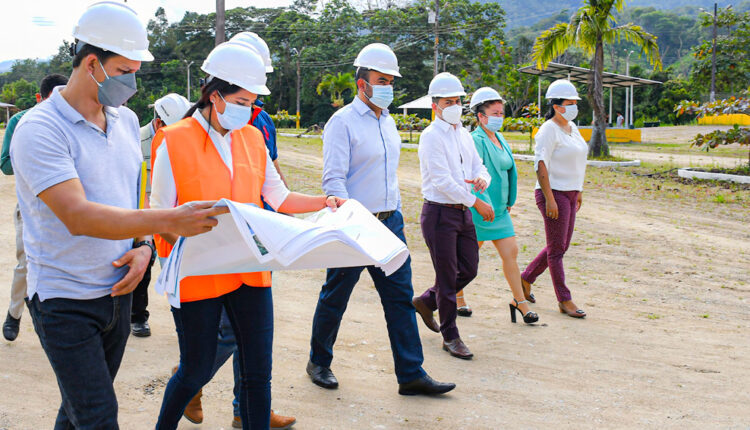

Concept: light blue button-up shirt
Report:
left=322, top=96, right=401, bottom=213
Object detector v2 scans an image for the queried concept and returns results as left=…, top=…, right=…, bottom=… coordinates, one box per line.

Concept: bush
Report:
left=269, top=110, right=298, bottom=128
left=394, top=113, right=430, bottom=131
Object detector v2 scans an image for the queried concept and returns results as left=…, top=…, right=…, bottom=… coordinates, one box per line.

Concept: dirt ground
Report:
left=0, top=135, right=749, bottom=429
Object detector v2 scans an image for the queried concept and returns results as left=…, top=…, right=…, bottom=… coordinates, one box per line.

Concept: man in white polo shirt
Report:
left=10, top=4, right=225, bottom=428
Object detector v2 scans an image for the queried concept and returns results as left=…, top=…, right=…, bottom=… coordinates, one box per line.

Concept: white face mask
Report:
left=439, top=104, right=463, bottom=125
left=559, top=104, right=578, bottom=121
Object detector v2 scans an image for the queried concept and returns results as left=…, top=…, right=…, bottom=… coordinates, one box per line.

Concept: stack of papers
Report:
left=155, top=199, right=410, bottom=307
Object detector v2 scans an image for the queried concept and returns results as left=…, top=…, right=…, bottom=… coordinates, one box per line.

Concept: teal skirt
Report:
left=471, top=208, right=515, bottom=241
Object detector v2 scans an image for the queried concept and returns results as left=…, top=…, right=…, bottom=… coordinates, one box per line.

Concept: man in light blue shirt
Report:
left=307, top=43, right=455, bottom=396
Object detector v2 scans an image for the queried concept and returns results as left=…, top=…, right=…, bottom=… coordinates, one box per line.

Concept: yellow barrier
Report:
left=698, top=114, right=750, bottom=126
left=531, top=127, right=641, bottom=143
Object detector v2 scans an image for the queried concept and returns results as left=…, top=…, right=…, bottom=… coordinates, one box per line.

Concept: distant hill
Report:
left=0, top=60, right=16, bottom=74
left=486, top=0, right=735, bottom=28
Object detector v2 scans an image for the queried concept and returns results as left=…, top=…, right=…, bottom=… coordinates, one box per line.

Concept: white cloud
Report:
left=0, top=0, right=292, bottom=63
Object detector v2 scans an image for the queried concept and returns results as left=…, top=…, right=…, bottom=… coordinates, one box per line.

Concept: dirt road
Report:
left=0, top=138, right=749, bottom=429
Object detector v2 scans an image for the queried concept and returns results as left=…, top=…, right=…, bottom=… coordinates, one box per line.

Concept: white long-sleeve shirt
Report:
left=533, top=120, right=588, bottom=192
left=150, top=110, right=290, bottom=211
left=418, top=118, right=491, bottom=207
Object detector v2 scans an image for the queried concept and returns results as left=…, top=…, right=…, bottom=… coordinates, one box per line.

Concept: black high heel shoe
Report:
left=509, top=298, right=539, bottom=324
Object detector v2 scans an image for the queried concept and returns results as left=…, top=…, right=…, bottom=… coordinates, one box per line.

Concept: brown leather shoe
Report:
left=442, top=338, right=473, bottom=360
left=232, top=410, right=297, bottom=429
left=271, top=410, right=297, bottom=429
left=412, top=297, right=439, bottom=333
left=172, top=365, right=203, bottom=424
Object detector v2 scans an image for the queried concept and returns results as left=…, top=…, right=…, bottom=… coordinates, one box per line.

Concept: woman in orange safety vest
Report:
left=150, top=42, right=343, bottom=430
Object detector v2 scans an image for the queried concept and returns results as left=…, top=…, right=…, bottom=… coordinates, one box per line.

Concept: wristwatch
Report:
left=133, top=240, right=156, bottom=266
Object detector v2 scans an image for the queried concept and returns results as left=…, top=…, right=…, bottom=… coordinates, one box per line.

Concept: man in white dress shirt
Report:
left=413, top=72, right=494, bottom=360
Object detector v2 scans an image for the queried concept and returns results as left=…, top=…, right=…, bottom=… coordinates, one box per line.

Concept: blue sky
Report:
left=0, top=0, right=292, bottom=63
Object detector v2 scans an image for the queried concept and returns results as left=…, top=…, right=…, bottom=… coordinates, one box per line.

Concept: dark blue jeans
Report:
left=211, top=307, right=241, bottom=417
left=156, top=285, right=273, bottom=430
left=27, top=293, right=131, bottom=430
left=310, top=211, right=426, bottom=384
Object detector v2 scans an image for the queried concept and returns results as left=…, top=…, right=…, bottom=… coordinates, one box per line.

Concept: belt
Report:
left=424, top=199, right=468, bottom=211
left=373, top=210, right=395, bottom=221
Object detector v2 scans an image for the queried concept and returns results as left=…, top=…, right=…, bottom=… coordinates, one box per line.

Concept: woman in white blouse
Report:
left=520, top=80, right=588, bottom=318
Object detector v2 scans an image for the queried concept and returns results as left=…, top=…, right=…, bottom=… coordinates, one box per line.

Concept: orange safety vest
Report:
left=151, top=117, right=272, bottom=302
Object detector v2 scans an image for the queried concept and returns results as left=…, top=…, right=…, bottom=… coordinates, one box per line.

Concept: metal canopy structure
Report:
left=0, top=102, right=16, bottom=124
left=397, top=95, right=433, bottom=115
left=519, top=62, right=662, bottom=127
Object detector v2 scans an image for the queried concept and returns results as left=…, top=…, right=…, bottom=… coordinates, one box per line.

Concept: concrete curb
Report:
left=677, top=168, right=750, bottom=184
left=279, top=132, right=321, bottom=139
left=512, top=154, right=641, bottom=167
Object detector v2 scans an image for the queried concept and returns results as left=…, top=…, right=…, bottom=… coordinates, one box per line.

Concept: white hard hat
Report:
left=229, top=32, right=273, bottom=73
left=428, top=72, right=466, bottom=98
left=470, top=87, right=505, bottom=113
left=545, top=79, right=581, bottom=100
left=155, top=93, right=191, bottom=126
left=72, top=1, right=153, bottom=62
left=201, top=43, right=270, bottom=96
left=353, top=43, right=401, bottom=77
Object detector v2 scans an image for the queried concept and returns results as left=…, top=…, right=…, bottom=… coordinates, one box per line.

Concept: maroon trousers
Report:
left=521, top=189, right=580, bottom=302
left=419, top=202, right=479, bottom=341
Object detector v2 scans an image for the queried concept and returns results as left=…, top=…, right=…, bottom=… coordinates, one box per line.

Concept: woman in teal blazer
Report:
left=461, top=88, right=538, bottom=324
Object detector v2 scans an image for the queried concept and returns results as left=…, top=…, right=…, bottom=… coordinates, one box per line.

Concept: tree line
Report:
left=1, top=0, right=748, bottom=128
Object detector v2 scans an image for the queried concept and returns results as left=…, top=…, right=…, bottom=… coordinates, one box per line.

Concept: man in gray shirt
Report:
left=10, top=3, right=225, bottom=427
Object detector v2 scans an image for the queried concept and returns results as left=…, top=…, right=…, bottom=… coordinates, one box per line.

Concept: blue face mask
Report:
left=484, top=115, right=504, bottom=132
left=89, top=60, right=137, bottom=107
left=365, top=82, right=394, bottom=109
left=215, top=93, right=253, bottom=131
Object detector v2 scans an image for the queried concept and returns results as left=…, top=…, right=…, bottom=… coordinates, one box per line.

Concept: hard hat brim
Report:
left=74, top=37, right=154, bottom=62
left=429, top=90, right=467, bottom=98
left=545, top=95, right=581, bottom=100
left=353, top=64, right=402, bottom=78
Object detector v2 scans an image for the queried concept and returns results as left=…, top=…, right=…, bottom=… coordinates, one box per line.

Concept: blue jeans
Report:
left=157, top=285, right=273, bottom=430
left=211, top=308, right=241, bottom=417
left=27, top=293, right=131, bottom=430
left=310, top=211, right=426, bottom=384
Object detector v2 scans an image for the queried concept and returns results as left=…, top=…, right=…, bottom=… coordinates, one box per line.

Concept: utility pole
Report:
left=292, top=47, right=304, bottom=129
left=433, top=0, right=440, bottom=76
left=183, top=60, right=195, bottom=101
left=710, top=2, right=717, bottom=102
left=624, top=49, right=633, bottom=127
left=215, top=0, right=226, bottom=46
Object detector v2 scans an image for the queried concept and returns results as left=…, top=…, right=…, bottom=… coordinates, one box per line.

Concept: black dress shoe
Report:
left=398, top=374, right=456, bottom=396
left=306, top=360, right=338, bottom=389
left=3, top=312, right=20, bottom=341
left=131, top=321, right=151, bottom=337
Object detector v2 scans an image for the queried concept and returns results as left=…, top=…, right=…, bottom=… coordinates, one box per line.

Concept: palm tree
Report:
left=532, top=0, right=662, bottom=157
left=316, top=72, right=357, bottom=108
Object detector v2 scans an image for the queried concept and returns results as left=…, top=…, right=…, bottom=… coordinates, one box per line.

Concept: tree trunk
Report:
left=588, top=39, right=610, bottom=158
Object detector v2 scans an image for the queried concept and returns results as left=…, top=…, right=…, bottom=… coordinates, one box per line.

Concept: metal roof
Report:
left=397, top=95, right=433, bottom=110
left=519, top=62, right=661, bottom=88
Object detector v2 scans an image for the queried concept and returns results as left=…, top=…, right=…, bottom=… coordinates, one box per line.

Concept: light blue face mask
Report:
left=365, top=81, right=394, bottom=109
left=485, top=115, right=504, bottom=132
left=215, top=93, right=254, bottom=131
